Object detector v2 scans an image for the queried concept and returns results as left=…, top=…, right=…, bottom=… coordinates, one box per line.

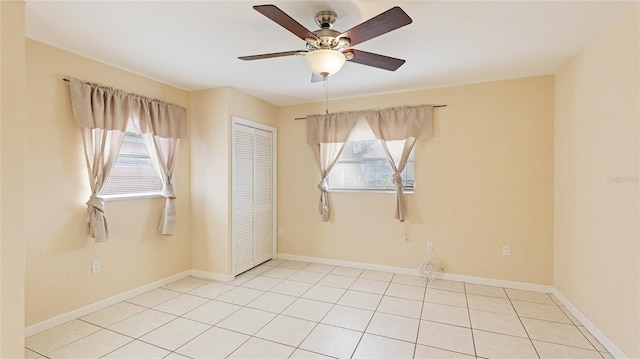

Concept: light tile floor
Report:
left=26, top=259, right=612, bottom=359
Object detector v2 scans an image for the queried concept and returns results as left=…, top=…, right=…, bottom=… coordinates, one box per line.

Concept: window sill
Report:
left=327, top=189, right=415, bottom=194
left=102, top=192, right=163, bottom=201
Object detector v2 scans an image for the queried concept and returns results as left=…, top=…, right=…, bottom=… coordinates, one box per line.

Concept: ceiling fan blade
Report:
left=238, top=50, right=305, bottom=61
left=345, top=49, right=406, bottom=71
left=253, top=5, right=318, bottom=41
left=338, top=7, right=412, bottom=47
left=311, top=73, right=324, bottom=83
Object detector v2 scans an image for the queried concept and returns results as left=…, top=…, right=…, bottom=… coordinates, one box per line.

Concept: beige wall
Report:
left=554, top=5, right=639, bottom=358
left=277, top=76, right=554, bottom=285
left=24, top=40, right=192, bottom=325
left=1, top=1, right=27, bottom=356
left=190, top=88, right=229, bottom=275
left=190, top=87, right=277, bottom=275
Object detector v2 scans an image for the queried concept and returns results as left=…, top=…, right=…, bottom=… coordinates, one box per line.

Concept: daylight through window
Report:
left=327, top=121, right=415, bottom=192
left=101, top=119, right=163, bottom=197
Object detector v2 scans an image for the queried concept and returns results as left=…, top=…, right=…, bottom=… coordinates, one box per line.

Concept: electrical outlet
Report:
left=426, top=241, right=434, bottom=251
left=278, top=227, right=284, bottom=236
left=502, top=245, right=511, bottom=256
left=91, top=260, right=101, bottom=274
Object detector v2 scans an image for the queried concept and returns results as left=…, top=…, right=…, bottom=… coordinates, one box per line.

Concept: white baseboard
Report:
left=277, top=253, right=553, bottom=293
left=551, top=288, right=626, bottom=359
left=25, top=270, right=191, bottom=337
left=190, top=269, right=234, bottom=282
left=437, top=272, right=553, bottom=293
left=277, top=253, right=417, bottom=276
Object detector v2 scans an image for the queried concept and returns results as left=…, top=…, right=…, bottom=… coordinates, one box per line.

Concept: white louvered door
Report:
left=253, top=129, right=273, bottom=265
left=232, top=120, right=275, bottom=275
left=232, top=124, right=255, bottom=274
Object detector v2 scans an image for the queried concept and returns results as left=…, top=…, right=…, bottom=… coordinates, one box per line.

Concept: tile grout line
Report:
left=293, top=263, right=388, bottom=358
left=172, top=262, right=306, bottom=357
left=462, top=281, right=479, bottom=358
left=412, top=276, right=428, bottom=359
left=517, top=291, right=605, bottom=353
left=166, top=269, right=496, bottom=357
left=202, top=261, right=318, bottom=358
left=331, top=269, right=366, bottom=359
left=26, top=268, right=396, bottom=357
left=259, top=261, right=331, bottom=359
left=417, top=279, right=477, bottom=358
left=296, top=264, right=365, bottom=359
left=68, top=277, right=218, bottom=358
left=227, top=260, right=333, bottom=359
left=349, top=271, right=395, bottom=359
left=26, top=320, right=117, bottom=358
left=135, top=278, right=225, bottom=356
left=192, top=274, right=593, bottom=357
left=505, top=290, right=542, bottom=359
left=139, top=276, right=237, bottom=357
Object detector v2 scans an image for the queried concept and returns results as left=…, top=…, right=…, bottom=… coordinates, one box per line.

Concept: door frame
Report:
left=231, top=116, right=278, bottom=276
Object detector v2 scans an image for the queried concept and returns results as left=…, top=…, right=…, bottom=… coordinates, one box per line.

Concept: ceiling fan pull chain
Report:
left=324, top=76, right=329, bottom=115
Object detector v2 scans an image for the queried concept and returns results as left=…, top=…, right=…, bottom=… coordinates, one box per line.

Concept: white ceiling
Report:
left=25, top=1, right=635, bottom=106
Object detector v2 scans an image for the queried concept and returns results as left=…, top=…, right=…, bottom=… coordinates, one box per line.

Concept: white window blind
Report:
left=101, top=119, right=163, bottom=197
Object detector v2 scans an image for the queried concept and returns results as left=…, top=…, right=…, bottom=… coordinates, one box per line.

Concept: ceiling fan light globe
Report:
left=305, top=49, right=346, bottom=77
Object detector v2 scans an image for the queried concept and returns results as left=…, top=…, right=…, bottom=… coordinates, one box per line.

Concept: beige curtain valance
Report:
left=69, top=78, right=187, bottom=138
left=306, top=105, right=433, bottom=145
left=307, top=112, right=362, bottom=145
left=366, top=105, right=433, bottom=141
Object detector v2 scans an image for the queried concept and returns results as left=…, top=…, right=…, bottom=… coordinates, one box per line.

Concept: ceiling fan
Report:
left=238, top=4, right=413, bottom=80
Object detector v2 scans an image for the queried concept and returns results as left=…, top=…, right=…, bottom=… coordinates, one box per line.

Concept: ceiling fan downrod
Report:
left=314, top=10, right=337, bottom=29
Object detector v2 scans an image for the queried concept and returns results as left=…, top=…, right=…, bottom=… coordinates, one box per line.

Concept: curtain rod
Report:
left=65, top=79, right=447, bottom=117
left=294, top=105, right=447, bottom=121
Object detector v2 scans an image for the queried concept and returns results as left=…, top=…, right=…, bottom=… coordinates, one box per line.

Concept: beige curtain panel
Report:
left=307, top=113, right=360, bottom=222
left=143, top=133, right=181, bottom=235
left=306, top=105, right=433, bottom=223
left=69, top=78, right=187, bottom=242
left=78, top=127, right=126, bottom=242
left=136, top=97, right=186, bottom=236
left=367, top=105, right=434, bottom=222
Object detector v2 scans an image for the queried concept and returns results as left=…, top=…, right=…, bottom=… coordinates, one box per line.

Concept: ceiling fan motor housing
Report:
left=308, top=28, right=349, bottom=51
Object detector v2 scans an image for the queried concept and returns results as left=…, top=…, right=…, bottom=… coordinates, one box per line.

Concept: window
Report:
left=326, top=120, right=415, bottom=192
left=101, top=119, right=163, bottom=198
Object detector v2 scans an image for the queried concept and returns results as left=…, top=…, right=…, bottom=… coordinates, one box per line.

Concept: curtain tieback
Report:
left=161, top=184, right=176, bottom=199
left=317, top=180, right=328, bottom=192
left=392, top=173, right=403, bottom=188
left=317, top=179, right=330, bottom=221
left=86, top=193, right=105, bottom=213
